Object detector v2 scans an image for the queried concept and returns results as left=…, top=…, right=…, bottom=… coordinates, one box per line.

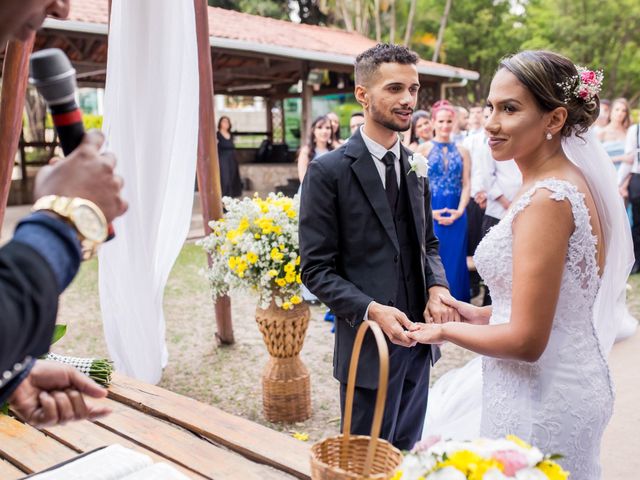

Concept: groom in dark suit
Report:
left=299, top=44, right=456, bottom=450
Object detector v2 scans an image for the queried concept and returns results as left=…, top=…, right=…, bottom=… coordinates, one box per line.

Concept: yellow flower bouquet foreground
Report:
left=394, top=435, right=569, bottom=480
left=200, top=193, right=302, bottom=310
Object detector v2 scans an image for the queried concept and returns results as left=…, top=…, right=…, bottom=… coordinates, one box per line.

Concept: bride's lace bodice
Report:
left=474, top=178, right=613, bottom=480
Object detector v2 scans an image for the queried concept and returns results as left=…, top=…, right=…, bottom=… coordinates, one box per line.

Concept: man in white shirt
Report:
left=462, top=105, right=490, bottom=298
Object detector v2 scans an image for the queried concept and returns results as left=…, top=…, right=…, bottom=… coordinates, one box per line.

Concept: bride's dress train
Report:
left=423, top=179, right=625, bottom=480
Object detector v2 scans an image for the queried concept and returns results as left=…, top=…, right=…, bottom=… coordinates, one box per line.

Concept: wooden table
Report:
left=0, top=373, right=311, bottom=479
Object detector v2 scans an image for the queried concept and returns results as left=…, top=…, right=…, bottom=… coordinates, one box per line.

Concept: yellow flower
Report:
left=389, top=471, right=403, bottom=480
left=292, top=431, right=308, bottom=441
left=285, top=271, right=296, bottom=283
left=284, top=263, right=295, bottom=273
left=290, top=295, right=302, bottom=305
left=537, top=460, right=569, bottom=480
left=295, top=256, right=300, bottom=265
left=438, top=450, right=484, bottom=475
left=254, top=233, right=261, bottom=239
left=286, top=209, right=296, bottom=219
left=296, top=273, right=302, bottom=284
left=237, top=216, right=250, bottom=233
left=276, top=278, right=287, bottom=288
left=268, top=269, right=278, bottom=277
left=468, top=459, right=504, bottom=480
left=270, top=248, right=284, bottom=262
left=246, top=252, right=258, bottom=264
left=228, top=257, right=238, bottom=270
left=282, top=301, right=292, bottom=310
left=506, top=434, right=532, bottom=450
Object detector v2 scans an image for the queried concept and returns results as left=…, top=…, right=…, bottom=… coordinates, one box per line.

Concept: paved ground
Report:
left=601, top=330, right=640, bottom=479
left=2, top=200, right=638, bottom=475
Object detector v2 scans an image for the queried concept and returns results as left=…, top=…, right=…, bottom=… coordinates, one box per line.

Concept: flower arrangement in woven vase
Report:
left=200, top=193, right=311, bottom=422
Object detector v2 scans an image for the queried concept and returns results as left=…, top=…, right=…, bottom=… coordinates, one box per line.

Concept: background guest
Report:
left=297, top=115, right=334, bottom=183
left=593, top=98, right=611, bottom=132
left=466, top=104, right=484, bottom=136
left=326, top=111, right=343, bottom=146
left=419, top=100, right=471, bottom=301
left=407, top=110, right=432, bottom=151
left=617, top=110, right=640, bottom=273
left=462, top=106, right=490, bottom=298
left=216, top=116, right=243, bottom=198
left=349, top=111, right=365, bottom=135
left=451, top=106, right=469, bottom=144
left=597, top=98, right=631, bottom=170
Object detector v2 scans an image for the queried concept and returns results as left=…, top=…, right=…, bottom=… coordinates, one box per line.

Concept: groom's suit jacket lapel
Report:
left=349, top=133, right=400, bottom=252
left=349, top=131, right=425, bottom=253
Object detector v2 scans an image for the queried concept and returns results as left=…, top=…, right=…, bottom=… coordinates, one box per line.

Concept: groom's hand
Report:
left=367, top=302, right=416, bottom=347
left=425, top=286, right=460, bottom=324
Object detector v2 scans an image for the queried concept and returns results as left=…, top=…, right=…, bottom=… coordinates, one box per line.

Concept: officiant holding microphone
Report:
left=0, top=0, right=127, bottom=426
left=299, top=44, right=456, bottom=450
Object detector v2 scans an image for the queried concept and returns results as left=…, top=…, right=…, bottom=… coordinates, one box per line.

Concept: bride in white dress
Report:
left=407, top=51, right=634, bottom=480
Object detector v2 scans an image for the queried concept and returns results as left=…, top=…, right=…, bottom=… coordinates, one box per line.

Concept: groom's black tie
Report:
left=382, top=151, right=399, bottom=209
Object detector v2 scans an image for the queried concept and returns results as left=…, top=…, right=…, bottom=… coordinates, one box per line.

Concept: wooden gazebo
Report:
left=0, top=0, right=478, bottom=343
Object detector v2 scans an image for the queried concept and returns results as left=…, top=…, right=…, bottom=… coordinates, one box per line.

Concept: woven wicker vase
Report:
left=255, top=299, right=312, bottom=423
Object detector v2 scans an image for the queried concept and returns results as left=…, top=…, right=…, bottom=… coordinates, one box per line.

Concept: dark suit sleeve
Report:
left=423, top=178, right=449, bottom=290
left=299, top=160, right=373, bottom=323
left=0, top=241, right=59, bottom=377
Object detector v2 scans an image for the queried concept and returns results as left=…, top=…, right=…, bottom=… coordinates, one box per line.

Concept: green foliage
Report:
left=218, top=0, right=640, bottom=103
left=51, top=325, right=67, bottom=345
left=522, top=0, right=640, bottom=101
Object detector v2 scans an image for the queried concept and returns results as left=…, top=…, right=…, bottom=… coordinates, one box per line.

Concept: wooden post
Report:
left=300, top=63, right=313, bottom=149
left=265, top=97, right=273, bottom=142
left=194, top=0, right=234, bottom=345
left=0, top=35, right=35, bottom=232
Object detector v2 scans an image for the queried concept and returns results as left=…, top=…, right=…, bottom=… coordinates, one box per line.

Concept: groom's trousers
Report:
left=339, top=343, right=431, bottom=450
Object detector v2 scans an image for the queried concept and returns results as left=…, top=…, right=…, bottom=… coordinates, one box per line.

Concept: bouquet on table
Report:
left=199, top=193, right=302, bottom=310
left=394, top=435, right=569, bottom=480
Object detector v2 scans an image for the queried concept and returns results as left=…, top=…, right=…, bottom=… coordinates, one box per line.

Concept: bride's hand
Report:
left=440, top=295, right=490, bottom=325
left=406, top=323, right=444, bottom=344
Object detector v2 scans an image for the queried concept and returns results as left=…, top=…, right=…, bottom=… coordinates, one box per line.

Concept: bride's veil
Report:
left=562, top=128, right=634, bottom=354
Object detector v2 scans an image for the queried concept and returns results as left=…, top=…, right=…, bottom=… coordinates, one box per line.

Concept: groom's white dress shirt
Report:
left=360, top=126, right=401, bottom=188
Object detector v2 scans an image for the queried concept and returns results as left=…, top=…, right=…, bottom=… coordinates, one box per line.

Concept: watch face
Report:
left=73, top=204, right=108, bottom=242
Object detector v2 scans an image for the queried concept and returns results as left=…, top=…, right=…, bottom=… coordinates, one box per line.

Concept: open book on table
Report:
left=24, top=444, right=189, bottom=479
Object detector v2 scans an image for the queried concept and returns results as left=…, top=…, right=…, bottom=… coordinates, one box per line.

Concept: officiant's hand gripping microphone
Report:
left=29, top=48, right=115, bottom=240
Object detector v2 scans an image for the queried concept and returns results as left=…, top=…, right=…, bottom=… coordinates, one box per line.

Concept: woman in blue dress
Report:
left=418, top=100, right=471, bottom=301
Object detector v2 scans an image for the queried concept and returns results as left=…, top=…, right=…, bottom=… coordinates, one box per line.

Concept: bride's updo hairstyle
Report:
left=498, top=50, right=600, bottom=138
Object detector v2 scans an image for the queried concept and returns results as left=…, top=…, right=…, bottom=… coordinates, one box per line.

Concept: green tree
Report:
left=523, top=0, right=640, bottom=102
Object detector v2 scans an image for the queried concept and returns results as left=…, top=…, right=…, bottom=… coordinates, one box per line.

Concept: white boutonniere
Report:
left=408, top=153, right=429, bottom=179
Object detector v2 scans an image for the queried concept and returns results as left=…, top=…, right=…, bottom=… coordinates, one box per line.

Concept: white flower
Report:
left=483, top=468, right=510, bottom=480
left=514, top=468, right=548, bottom=480
left=408, top=153, right=429, bottom=178
left=426, top=466, right=466, bottom=480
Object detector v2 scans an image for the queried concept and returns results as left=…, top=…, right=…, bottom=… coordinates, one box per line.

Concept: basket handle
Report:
left=341, top=320, right=390, bottom=477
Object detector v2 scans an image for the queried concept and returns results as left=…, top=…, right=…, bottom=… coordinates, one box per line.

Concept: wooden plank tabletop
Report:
left=108, top=373, right=312, bottom=479
left=0, top=373, right=312, bottom=479
left=0, top=458, right=24, bottom=480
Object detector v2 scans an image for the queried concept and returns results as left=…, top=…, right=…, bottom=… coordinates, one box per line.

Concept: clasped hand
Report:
left=406, top=294, right=491, bottom=344
left=432, top=208, right=461, bottom=226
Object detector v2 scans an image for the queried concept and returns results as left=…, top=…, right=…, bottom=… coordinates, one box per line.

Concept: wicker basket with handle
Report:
left=310, top=320, right=403, bottom=479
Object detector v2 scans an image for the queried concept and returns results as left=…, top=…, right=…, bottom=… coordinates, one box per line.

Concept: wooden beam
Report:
left=300, top=62, right=313, bottom=142
left=194, top=0, right=234, bottom=345
left=266, top=98, right=273, bottom=142
left=0, top=34, right=35, bottom=231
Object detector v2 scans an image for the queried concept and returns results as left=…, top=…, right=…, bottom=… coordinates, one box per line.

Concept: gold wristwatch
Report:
left=32, top=195, right=108, bottom=260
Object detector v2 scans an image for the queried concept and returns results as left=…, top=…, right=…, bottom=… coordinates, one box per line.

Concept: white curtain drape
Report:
left=99, top=0, right=199, bottom=383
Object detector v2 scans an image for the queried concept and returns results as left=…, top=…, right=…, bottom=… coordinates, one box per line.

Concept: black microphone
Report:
left=29, top=48, right=115, bottom=240
left=29, top=48, right=85, bottom=156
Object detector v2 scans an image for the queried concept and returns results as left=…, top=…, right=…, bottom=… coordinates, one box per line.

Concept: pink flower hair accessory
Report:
left=557, top=66, right=604, bottom=104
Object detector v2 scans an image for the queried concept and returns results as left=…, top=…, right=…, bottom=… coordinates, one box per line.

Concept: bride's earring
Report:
left=546, top=132, right=553, bottom=141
